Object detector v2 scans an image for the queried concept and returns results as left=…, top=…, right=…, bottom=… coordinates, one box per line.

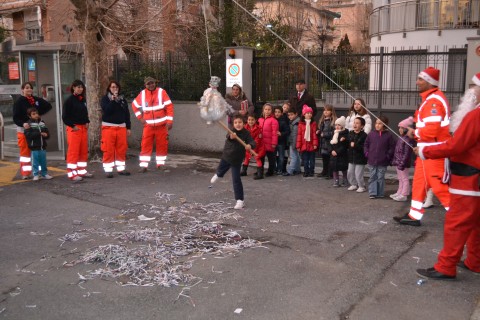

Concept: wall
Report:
left=128, top=101, right=226, bottom=153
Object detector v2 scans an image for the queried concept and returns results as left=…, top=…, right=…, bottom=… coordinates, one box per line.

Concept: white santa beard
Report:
left=450, top=88, right=477, bottom=133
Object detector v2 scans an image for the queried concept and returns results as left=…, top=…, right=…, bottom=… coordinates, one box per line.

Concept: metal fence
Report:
left=252, top=48, right=467, bottom=111
left=113, top=53, right=226, bottom=101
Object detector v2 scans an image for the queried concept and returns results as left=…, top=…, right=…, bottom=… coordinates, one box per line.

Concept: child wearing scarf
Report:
left=296, top=105, right=318, bottom=177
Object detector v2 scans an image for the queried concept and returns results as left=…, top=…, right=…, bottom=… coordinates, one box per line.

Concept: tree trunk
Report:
left=83, top=27, right=109, bottom=159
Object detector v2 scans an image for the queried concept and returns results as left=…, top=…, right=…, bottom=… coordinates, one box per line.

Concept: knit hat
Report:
left=335, top=116, right=346, bottom=128
left=418, top=67, right=440, bottom=86
left=398, top=116, right=414, bottom=129
left=144, top=76, right=157, bottom=84
left=302, top=105, right=313, bottom=115
left=472, top=72, right=480, bottom=87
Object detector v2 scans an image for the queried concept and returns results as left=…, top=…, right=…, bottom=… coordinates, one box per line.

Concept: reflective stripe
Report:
left=409, top=208, right=423, bottom=220
left=418, top=146, right=426, bottom=160
left=135, top=111, right=142, bottom=117
left=139, top=163, right=148, bottom=168
left=67, top=171, right=75, bottom=177
left=417, top=142, right=443, bottom=147
left=139, top=156, right=151, bottom=161
left=104, top=167, right=114, bottom=173
left=411, top=200, right=423, bottom=210
left=77, top=169, right=87, bottom=175
left=77, top=162, right=87, bottom=167
left=22, top=165, right=32, bottom=171
left=422, top=116, right=442, bottom=122
left=449, top=188, right=480, bottom=197
left=115, top=161, right=126, bottom=166
left=20, top=156, right=31, bottom=162
left=427, top=94, right=450, bottom=115
left=145, top=116, right=173, bottom=124
left=67, top=163, right=77, bottom=169
left=156, top=160, right=165, bottom=165
left=156, top=156, right=167, bottom=161
left=133, top=99, right=142, bottom=109
left=103, top=162, right=115, bottom=168
left=116, top=166, right=125, bottom=171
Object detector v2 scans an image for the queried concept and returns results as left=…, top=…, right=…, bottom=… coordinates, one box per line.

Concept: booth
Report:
left=0, top=40, right=83, bottom=159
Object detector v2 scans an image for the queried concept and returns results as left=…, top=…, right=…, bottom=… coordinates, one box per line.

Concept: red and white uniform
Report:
left=409, top=88, right=451, bottom=221
left=418, top=105, right=480, bottom=276
left=132, top=88, right=174, bottom=168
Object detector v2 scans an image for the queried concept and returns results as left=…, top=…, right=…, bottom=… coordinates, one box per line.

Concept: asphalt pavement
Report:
left=0, top=152, right=479, bottom=320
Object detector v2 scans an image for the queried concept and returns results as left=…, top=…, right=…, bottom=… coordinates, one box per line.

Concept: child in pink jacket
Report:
left=257, top=103, right=279, bottom=179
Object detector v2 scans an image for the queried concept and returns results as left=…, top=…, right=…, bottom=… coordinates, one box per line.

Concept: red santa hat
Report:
left=418, top=67, right=440, bottom=86
left=302, top=105, right=313, bottom=115
left=472, top=72, right=480, bottom=87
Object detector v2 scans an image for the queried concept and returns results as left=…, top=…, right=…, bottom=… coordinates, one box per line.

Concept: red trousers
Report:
left=243, top=152, right=263, bottom=167
left=139, top=125, right=168, bottom=168
left=434, top=175, right=480, bottom=276
left=66, top=125, right=88, bottom=179
left=408, top=158, right=450, bottom=220
left=17, top=132, right=32, bottom=176
left=101, top=126, right=128, bottom=173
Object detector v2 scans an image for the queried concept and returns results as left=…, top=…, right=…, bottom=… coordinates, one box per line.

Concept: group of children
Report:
left=212, top=99, right=415, bottom=209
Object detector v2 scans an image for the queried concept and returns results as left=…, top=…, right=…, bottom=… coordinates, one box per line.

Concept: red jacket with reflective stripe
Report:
left=414, top=88, right=450, bottom=145
left=131, top=88, right=174, bottom=126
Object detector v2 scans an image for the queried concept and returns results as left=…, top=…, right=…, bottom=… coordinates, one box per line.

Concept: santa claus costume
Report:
left=416, top=73, right=480, bottom=279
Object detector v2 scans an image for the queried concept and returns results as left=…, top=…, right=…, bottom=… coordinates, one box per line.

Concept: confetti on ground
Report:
left=138, top=215, right=156, bottom=221
left=390, top=281, right=398, bottom=287
left=269, top=220, right=279, bottom=223
left=30, top=231, right=52, bottom=236
left=63, top=198, right=264, bottom=287
left=234, top=308, right=243, bottom=314
left=412, top=257, right=420, bottom=263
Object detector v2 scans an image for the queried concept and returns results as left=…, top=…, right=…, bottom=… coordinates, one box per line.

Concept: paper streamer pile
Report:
left=198, top=76, right=233, bottom=124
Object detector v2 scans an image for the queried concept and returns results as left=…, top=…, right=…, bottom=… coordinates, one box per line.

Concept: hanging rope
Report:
left=202, top=0, right=213, bottom=77
left=230, top=0, right=414, bottom=148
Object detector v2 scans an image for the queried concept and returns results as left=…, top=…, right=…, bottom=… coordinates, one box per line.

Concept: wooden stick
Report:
left=217, top=121, right=258, bottom=157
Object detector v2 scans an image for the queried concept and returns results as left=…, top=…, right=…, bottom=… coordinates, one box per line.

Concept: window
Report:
left=26, top=28, right=41, bottom=41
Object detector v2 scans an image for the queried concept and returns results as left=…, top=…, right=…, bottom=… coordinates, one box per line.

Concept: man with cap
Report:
left=289, top=79, right=317, bottom=118
left=415, top=73, right=480, bottom=280
left=132, top=77, right=174, bottom=172
left=394, top=66, right=451, bottom=226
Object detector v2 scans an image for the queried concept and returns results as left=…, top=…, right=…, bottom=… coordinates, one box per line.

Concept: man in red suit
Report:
left=415, top=73, right=480, bottom=280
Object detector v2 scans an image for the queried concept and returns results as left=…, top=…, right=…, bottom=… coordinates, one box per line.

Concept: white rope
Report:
left=202, top=0, right=212, bottom=77
left=230, top=0, right=412, bottom=147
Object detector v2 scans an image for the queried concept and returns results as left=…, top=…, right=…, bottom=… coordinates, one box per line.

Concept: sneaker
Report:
left=43, top=174, right=53, bottom=180
left=282, top=172, right=292, bottom=176
left=393, top=213, right=421, bottom=226
left=210, top=174, right=219, bottom=184
left=347, top=185, right=358, bottom=191
left=83, top=172, right=93, bottom=178
left=33, top=176, right=40, bottom=181
left=333, top=180, right=340, bottom=187
left=72, top=176, right=83, bottom=182
left=234, top=200, right=244, bottom=210
left=458, top=261, right=480, bottom=275
left=389, top=193, right=399, bottom=199
left=416, top=267, right=456, bottom=280
left=106, top=173, right=114, bottom=178
left=393, top=195, right=408, bottom=202
left=138, top=167, right=147, bottom=173
left=21, top=175, right=31, bottom=180
left=356, top=187, right=366, bottom=193
left=118, top=171, right=131, bottom=176
left=369, top=195, right=376, bottom=199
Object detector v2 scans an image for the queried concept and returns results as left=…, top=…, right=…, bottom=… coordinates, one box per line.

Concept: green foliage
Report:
left=337, top=34, right=353, bottom=54
left=0, top=26, right=8, bottom=43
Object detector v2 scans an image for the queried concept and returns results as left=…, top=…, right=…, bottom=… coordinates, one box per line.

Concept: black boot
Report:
left=282, top=157, right=288, bottom=173
left=240, top=165, right=248, bottom=176
left=253, top=167, right=264, bottom=180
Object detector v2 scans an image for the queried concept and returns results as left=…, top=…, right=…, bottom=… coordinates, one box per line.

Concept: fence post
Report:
left=378, top=46, right=384, bottom=114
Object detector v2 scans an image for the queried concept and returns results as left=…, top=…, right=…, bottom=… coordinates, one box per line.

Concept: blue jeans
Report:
left=302, top=151, right=316, bottom=175
left=368, top=165, right=387, bottom=197
left=287, top=146, right=301, bottom=174
left=276, top=144, right=286, bottom=173
left=216, top=159, right=243, bottom=201
left=31, top=150, right=48, bottom=177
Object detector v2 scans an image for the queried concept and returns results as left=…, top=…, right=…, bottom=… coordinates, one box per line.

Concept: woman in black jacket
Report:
left=12, top=82, right=52, bottom=179
left=100, top=80, right=131, bottom=178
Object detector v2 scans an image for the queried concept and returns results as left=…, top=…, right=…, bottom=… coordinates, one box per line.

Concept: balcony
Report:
left=369, top=0, right=480, bottom=37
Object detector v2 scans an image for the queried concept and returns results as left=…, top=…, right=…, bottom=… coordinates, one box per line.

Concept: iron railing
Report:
left=370, top=0, right=480, bottom=37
